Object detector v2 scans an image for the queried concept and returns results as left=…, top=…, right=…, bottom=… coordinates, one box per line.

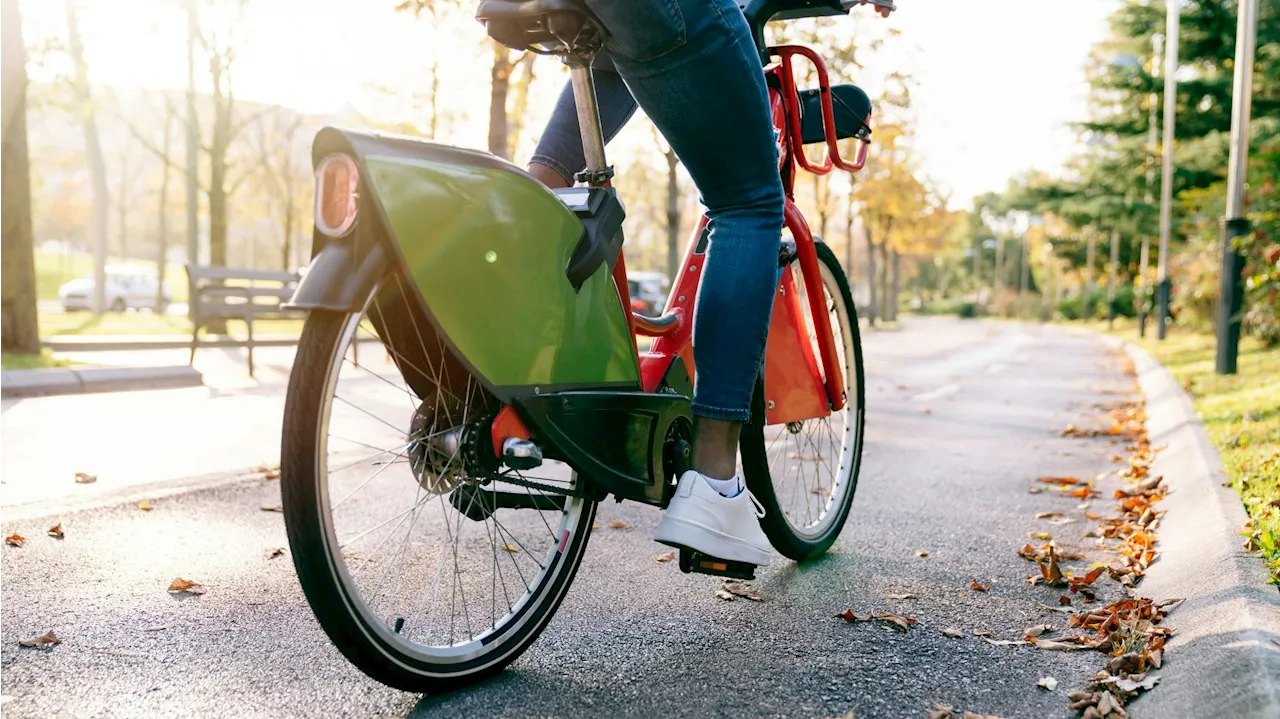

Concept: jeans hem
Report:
left=691, top=403, right=751, bottom=423
left=529, top=155, right=575, bottom=185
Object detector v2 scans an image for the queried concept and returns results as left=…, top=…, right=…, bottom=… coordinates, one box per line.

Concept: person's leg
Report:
left=583, top=0, right=785, bottom=481
left=528, top=54, right=638, bottom=189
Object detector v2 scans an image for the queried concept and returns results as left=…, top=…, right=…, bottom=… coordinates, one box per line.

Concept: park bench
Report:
left=186, top=265, right=303, bottom=377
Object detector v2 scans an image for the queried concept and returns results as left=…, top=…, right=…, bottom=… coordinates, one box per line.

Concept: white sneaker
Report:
left=654, top=470, right=773, bottom=566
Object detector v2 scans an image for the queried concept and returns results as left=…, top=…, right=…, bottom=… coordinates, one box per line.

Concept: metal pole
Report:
left=1140, top=33, right=1162, bottom=338
left=1156, top=0, right=1180, bottom=339
left=1216, top=0, right=1259, bottom=375
left=1108, top=228, right=1120, bottom=329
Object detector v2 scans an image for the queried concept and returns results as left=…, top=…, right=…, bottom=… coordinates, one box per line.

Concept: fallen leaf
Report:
left=980, top=636, right=1027, bottom=647
left=1023, top=624, right=1053, bottom=639
left=653, top=551, right=676, bottom=563
left=885, top=593, right=917, bottom=600
left=1110, top=674, right=1161, bottom=692
left=47, top=523, right=64, bottom=539
left=1037, top=602, right=1077, bottom=614
left=1029, top=531, right=1053, bottom=541
left=17, top=631, right=60, bottom=648
left=607, top=519, right=630, bottom=529
left=1037, top=545, right=1065, bottom=586
left=969, top=579, right=990, bottom=592
left=592, top=522, right=600, bottom=530
left=265, top=548, right=285, bottom=560
left=715, top=589, right=736, bottom=601
left=5, top=533, right=26, bottom=547
left=1037, top=676, right=1059, bottom=691
left=136, top=500, right=153, bottom=511
left=1059, top=596, right=1073, bottom=606
left=928, top=705, right=955, bottom=719
left=1048, top=517, right=1078, bottom=526
left=167, top=578, right=206, bottom=595
left=721, top=580, right=762, bottom=601
left=1035, top=511, right=1063, bottom=519
left=262, top=469, right=280, bottom=480
left=973, top=630, right=994, bottom=637
left=942, top=627, right=965, bottom=639
left=501, top=544, right=520, bottom=553
left=916, top=550, right=930, bottom=558
left=260, top=505, right=283, bottom=513
left=834, top=609, right=865, bottom=622
left=809, top=487, right=830, bottom=496
left=871, top=612, right=917, bottom=632
left=1037, top=476, right=1082, bottom=486
left=74, top=472, right=97, bottom=484
left=1034, top=639, right=1082, bottom=651
left=1068, top=566, right=1106, bottom=590
left=1028, top=487, right=1045, bottom=494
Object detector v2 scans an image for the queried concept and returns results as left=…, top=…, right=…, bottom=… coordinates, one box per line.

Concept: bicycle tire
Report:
left=281, top=304, right=597, bottom=693
left=740, top=241, right=866, bottom=561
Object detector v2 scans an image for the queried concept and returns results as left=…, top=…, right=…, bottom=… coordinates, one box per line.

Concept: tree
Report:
left=250, top=108, right=309, bottom=270
left=1, top=0, right=40, bottom=353
left=66, top=0, right=110, bottom=313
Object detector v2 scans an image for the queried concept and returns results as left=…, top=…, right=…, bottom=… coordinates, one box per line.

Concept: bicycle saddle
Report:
left=476, top=0, right=605, bottom=55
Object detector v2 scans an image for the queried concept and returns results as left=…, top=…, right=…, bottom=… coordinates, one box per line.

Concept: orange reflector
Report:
left=315, top=154, right=359, bottom=237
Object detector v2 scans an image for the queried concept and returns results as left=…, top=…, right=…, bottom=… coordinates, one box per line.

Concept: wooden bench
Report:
left=186, top=265, right=303, bottom=376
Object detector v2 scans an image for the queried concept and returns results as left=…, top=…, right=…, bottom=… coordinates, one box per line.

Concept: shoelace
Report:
left=744, top=489, right=766, bottom=519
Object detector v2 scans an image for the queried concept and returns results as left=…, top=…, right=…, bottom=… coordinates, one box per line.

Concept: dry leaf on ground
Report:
left=1037, top=477, right=1083, bottom=486
left=1035, top=511, right=1063, bottom=519
left=1023, top=624, right=1053, bottom=639
left=1037, top=677, right=1059, bottom=691
left=5, top=533, right=26, bottom=547
left=1029, top=531, right=1053, bottom=541
left=607, top=519, right=631, bottom=529
left=260, top=505, right=283, bottom=513
left=942, top=627, right=965, bottom=639
left=833, top=610, right=917, bottom=632
left=265, top=548, right=285, bottom=560
left=1034, top=639, right=1083, bottom=651
left=17, top=631, right=61, bottom=648
left=885, top=593, right=917, bottom=600
left=715, top=589, right=735, bottom=601
left=136, top=500, right=153, bottom=511
left=653, top=551, right=675, bottom=563
left=916, top=550, right=930, bottom=558
left=47, top=523, right=64, bottom=539
left=501, top=544, right=520, bottom=553
left=721, top=579, right=762, bottom=601
left=74, top=472, right=97, bottom=484
left=167, top=578, right=206, bottom=595
left=969, top=579, right=990, bottom=592
left=262, top=469, right=280, bottom=480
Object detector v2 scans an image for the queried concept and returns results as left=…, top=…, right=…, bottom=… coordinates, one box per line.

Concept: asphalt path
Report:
left=1, top=317, right=1141, bottom=718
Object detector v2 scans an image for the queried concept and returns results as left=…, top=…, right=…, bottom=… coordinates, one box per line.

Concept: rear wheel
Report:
left=281, top=276, right=596, bottom=693
left=741, top=241, right=865, bottom=561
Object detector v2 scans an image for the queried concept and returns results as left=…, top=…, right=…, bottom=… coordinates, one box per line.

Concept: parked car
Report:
left=59, top=266, right=171, bottom=313
left=627, top=271, right=671, bottom=316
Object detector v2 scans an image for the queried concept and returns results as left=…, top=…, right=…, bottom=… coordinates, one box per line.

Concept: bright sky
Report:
left=21, top=0, right=1117, bottom=208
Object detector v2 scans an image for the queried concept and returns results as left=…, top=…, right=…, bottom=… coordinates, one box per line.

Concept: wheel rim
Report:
left=310, top=276, right=588, bottom=666
left=760, top=258, right=861, bottom=540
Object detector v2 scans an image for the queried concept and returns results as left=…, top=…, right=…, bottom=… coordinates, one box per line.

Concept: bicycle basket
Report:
left=797, top=84, right=872, bottom=145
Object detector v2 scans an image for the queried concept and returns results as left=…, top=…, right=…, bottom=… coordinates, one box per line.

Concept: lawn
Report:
left=1, top=349, right=80, bottom=370
left=1099, top=319, right=1280, bottom=585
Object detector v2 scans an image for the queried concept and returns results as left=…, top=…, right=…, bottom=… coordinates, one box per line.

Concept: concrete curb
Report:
left=1, top=365, right=203, bottom=398
left=1118, top=341, right=1280, bottom=719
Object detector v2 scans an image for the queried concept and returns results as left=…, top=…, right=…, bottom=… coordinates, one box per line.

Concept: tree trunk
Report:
left=185, top=0, right=199, bottom=271
left=117, top=157, right=130, bottom=260
left=488, top=41, right=513, bottom=159
left=208, top=55, right=231, bottom=268
left=281, top=192, right=294, bottom=271
left=66, top=0, right=110, bottom=314
left=843, top=184, right=855, bottom=277
left=506, top=52, right=536, bottom=159
left=812, top=173, right=829, bottom=239
left=889, top=249, right=901, bottom=322
left=665, top=145, right=681, bottom=281
left=865, top=233, right=878, bottom=327
left=156, top=111, right=173, bottom=309
left=879, top=243, right=891, bottom=323
left=1, top=0, right=39, bottom=353
left=429, top=56, right=439, bottom=140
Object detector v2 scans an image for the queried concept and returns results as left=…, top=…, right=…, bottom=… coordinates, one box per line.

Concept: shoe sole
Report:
left=654, top=516, right=772, bottom=567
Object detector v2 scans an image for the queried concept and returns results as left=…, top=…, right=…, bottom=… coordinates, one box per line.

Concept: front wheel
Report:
left=280, top=277, right=596, bottom=693
left=741, top=241, right=866, bottom=561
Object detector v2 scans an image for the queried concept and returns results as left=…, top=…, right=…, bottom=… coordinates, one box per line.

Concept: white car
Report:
left=59, top=266, right=171, bottom=313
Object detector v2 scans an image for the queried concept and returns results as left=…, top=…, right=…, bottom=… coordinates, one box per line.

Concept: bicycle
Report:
left=279, top=0, right=888, bottom=693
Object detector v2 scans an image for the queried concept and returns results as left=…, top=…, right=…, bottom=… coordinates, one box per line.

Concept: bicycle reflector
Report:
left=315, top=154, right=359, bottom=237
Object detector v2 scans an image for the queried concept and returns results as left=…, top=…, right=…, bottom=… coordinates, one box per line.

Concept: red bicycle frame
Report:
left=492, top=43, right=868, bottom=448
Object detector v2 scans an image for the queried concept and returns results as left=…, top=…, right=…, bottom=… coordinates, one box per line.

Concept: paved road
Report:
left=1, top=317, right=1140, bottom=718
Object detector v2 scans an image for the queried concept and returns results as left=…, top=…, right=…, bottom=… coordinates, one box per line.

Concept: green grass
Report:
left=36, top=249, right=189, bottom=303
left=1094, top=318, right=1280, bottom=585
left=38, top=311, right=306, bottom=338
left=1, top=349, right=81, bottom=370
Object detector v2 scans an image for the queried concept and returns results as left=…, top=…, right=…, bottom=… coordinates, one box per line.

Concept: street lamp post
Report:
left=1156, top=0, right=1180, bottom=340
left=1216, top=0, right=1260, bottom=375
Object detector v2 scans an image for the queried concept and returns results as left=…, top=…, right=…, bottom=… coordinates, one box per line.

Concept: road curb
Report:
left=1117, top=340, right=1280, bottom=719
left=1, top=365, right=203, bottom=398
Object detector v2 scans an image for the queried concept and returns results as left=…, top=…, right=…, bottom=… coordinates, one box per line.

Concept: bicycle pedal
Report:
left=678, top=548, right=756, bottom=580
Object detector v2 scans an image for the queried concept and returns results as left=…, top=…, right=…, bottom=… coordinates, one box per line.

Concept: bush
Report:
left=1058, top=285, right=1138, bottom=321
left=916, top=299, right=983, bottom=318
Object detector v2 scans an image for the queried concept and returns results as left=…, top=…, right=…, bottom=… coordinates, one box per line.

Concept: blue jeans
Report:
left=530, top=0, right=785, bottom=422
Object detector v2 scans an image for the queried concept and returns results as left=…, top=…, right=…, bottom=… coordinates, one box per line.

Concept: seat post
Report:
left=566, top=57, right=610, bottom=184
